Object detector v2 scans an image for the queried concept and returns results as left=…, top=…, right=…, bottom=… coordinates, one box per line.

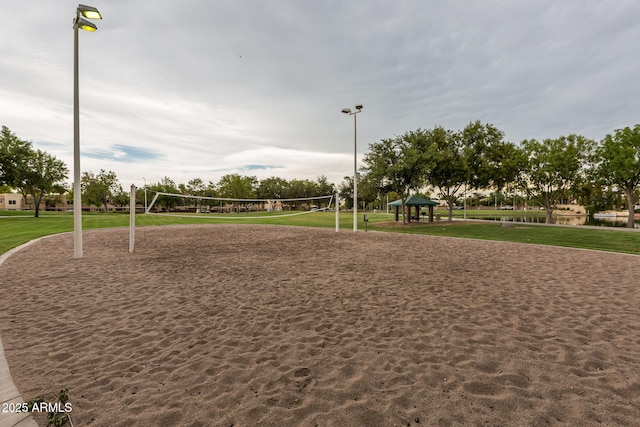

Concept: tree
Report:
left=423, top=126, right=466, bottom=221
left=338, top=176, right=355, bottom=210
left=461, top=121, right=500, bottom=190
left=256, top=177, right=289, bottom=199
left=574, top=181, right=617, bottom=215
left=15, top=149, right=68, bottom=217
left=180, top=178, right=207, bottom=211
left=363, top=129, right=429, bottom=224
left=357, top=172, right=380, bottom=211
left=135, top=187, right=147, bottom=210
left=82, top=170, right=122, bottom=212
left=0, top=126, right=32, bottom=187
left=43, top=184, right=68, bottom=211
left=460, top=121, right=523, bottom=195
left=217, top=174, right=257, bottom=199
left=285, top=179, right=317, bottom=209
left=148, top=177, right=180, bottom=211
left=111, top=187, right=130, bottom=208
left=202, top=181, right=218, bottom=209
left=517, top=135, right=594, bottom=223
left=595, top=125, right=640, bottom=228
left=217, top=174, right=256, bottom=212
left=315, top=175, right=336, bottom=208
left=285, top=179, right=312, bottom=198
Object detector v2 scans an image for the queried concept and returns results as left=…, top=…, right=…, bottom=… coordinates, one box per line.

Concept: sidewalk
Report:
left=0, top=238, right=55, bottom=427
left=0, top=338, right=38, bottom=427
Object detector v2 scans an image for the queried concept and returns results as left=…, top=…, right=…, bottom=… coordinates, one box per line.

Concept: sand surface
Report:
left=1, top=224, right=640, bottom=426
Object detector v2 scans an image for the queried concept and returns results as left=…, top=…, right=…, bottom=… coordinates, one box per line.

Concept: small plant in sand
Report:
left=26, top=388, right=74, bottom=427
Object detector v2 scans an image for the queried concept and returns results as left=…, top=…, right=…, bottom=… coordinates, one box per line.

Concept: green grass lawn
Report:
left=369, top=220, right=640, bottom=255
left=1, top=210, right=639, bottom=256
left=0, top=211, right=350, bottom=254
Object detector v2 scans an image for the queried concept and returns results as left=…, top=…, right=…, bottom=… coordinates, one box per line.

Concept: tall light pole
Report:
left=341, top=104, right=363, bottom=232
left=73, top=4, right=102, bottom=259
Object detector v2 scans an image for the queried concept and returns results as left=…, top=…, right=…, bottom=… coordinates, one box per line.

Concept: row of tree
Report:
left=3, top=123, right=640, bottom=227
left=141, top=174, right=336, bottom=211
left=1, top=126, right=338, bottom=215
left=362, top=121, right=640, bottom=227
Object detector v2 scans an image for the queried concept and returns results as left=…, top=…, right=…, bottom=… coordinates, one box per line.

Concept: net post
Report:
left=146, top=192, right=160, bottom=213
left=335, top=192, right=339, bottom=232
left=129, top=184, right=136, bottom=253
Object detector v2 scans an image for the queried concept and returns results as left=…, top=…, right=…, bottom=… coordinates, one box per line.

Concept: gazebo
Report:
left=388, top=195, right=440, bottom=223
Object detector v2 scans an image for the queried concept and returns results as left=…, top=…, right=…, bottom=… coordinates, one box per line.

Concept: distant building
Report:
left=0, top=193, right=24, bottom=210
left=0, top=193, right=72, bottom=211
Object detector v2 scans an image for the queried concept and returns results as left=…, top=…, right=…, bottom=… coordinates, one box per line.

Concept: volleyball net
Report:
left=126, top=187, right=339, bottom=254
left=145, top=192, right=337, bottom=220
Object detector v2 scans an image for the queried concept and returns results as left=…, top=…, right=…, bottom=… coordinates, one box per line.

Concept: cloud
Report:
left=2, top=1, right=640, bottom=188
left=85, top=144, right=161, bottom=162
left=241, top=164, right=282, bottom=172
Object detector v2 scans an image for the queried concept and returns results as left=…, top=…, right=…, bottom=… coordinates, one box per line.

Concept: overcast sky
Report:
left=2, top=1, right=639, bottom=188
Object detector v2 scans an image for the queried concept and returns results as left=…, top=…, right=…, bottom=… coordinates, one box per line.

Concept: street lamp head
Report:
left=78, top=4, right=102, bottom=20
left=355, top=104, right=363, bottom=111
left=75, top=17, right=98, bottom=31
left=341, top=108, right=351, bottom=114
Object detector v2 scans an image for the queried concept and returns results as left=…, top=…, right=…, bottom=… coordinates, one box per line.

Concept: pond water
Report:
left=463, top=214, right=640, bottom=229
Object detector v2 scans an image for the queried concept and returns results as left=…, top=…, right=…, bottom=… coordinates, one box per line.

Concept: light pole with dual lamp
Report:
left=341, top=104, right=363, bottom=232
left=73, top=4, right=102, bottom=258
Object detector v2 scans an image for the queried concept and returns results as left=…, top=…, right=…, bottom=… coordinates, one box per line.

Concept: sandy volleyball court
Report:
left=1, top=224, right=640, bottom=426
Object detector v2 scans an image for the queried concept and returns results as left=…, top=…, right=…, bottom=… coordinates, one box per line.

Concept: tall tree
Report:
left=256, top=177, right=289, bottom=199
left=284, top=179, right=317, bottom=209
left=357, top=172, right=380, bottom=211
left=82, top=170, right=122, bottom=212
left=180, top=178, right=207, bottom=211
left=363, top=129, right=429, bottom=224
left=423, top=126, right=466, bottom=221
left=595, top=125, right=640, bottom=228
left=460, top=121, right=500, bottom=190
left=217, top=173, right=257, bottom=212
left=111, top=187, right=130, bottom=208
left=16, top=149, right=68, bottom=217
left=338, top=176, right=355, bottom=210
left=148, top=177, right=180, bottom=211
left=315, top=175, right=336, bottom=208
left=518, top=135, right=594, bottom=223
left=0, top=126, right=32, bottom=187
left=460, top=121, right=523, bottom=193
left=285, top=179, right=314, bottom=199
left=574, top=181, right=618, bottom=215
left=203, top=181, right=219, bottom=209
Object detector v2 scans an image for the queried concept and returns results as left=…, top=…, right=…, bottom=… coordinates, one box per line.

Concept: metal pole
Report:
left=73, top=15, right=83, bottom=259
left=129, top=184, right=136, bottom=253
left=353, top=113, right=357, bottom=232
left=335, top=191, right=339, bottom=232
left=143, top=177, right=147, bottom=213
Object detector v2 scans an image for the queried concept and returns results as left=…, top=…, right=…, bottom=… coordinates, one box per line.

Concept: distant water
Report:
left=463, top=214, right=639, bottom=229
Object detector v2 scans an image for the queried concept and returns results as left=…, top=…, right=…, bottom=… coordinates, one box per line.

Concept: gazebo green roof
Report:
left=388, top=195, right=439, bottom=207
